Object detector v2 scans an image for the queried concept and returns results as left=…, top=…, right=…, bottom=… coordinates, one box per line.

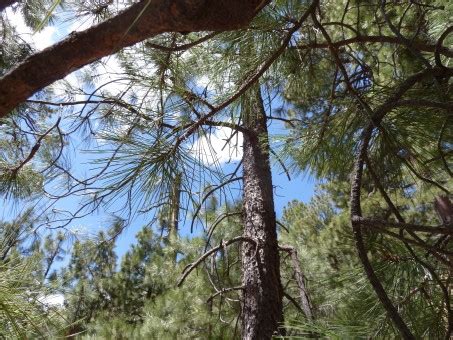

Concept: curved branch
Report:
left=435, top=26, right=453, bottom=68
left=190, top=176, right=243, bottom=233
left=177, top=236, right=257, bottom=287
left=206, top=286, right=244, bottom=303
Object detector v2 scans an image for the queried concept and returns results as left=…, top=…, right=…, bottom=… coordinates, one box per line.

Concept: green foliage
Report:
left=1, top=0, right=451, bottom=338
left=280, top=181, right=450, bottom=338
left=0, top=211, right=67, bottom=338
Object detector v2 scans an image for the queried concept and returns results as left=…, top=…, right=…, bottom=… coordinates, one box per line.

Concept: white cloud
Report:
left=195, top=75, right=210, bottom=88
left=38, top=293, right=65, bottom=307
left=67, top=16, right=94, bottom=33
left=191, top=126, right=243, bottom=166
left=5, top=8, right=58, bottom=51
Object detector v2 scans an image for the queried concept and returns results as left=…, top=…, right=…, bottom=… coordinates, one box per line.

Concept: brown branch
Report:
left=190, top=176, right=243, bottom=233
left=374, top=228, right=453, bottom=264
left=145, top=31, right=219, bottom=52
left=177, top=236, right=257, bottom=287
left=295, top=35, right=453, bottom=58
left=279, top=245, right=314, bottom=321
left=205, top=211, right=242, bottom=252
left=312, top=14, right=415, bottom=336
left=435, top=26, right=453, bottom=68
left=352, top=216, right=453, bottom=236
left=174, top=0, right=319, bottom=147
left=9, top=117, right=61, bottom=177
left=283, top=292, right=304, bottom=314
left=0, top=0, right=269, bottom=118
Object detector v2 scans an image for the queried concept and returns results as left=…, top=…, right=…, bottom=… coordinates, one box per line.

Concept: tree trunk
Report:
left=241, top=88, right=284, bottom=339
left=169, top=173, right=181, bottom=262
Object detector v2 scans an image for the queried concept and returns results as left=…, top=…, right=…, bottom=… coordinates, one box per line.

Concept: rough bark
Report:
left=0, top=0, right=268, bottom=118
left=434, top=196, right=453, bottom=226
left=241, top=88, right=284, bottom=339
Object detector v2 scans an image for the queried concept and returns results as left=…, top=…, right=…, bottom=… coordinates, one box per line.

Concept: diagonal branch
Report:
left=280, top=245, right=314, bottom=321
left=175, top=0, right=319, bottom=147
left=0, top=0, right=269, bottom=118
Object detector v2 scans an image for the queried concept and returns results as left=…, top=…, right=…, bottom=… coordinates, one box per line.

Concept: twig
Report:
left=177, top=237, right=257, bottom=287
left=206, top=286, right=244, bottom=303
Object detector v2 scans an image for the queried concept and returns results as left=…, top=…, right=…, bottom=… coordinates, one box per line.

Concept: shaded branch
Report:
left=352, top=216, right=453, bottom=236
left=145, top=31, right=219, bottom=52
left=295, top=35, right=453, bottom=58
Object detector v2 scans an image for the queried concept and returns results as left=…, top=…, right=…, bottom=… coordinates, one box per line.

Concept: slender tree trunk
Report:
left=169, top=173, right=181, bottom=262
left=241, top=88, right=284, bottom=339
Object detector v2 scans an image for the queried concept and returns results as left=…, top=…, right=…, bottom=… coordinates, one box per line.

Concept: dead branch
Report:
left=177, top=236, right=257, bottom=287
left=279, top=245, right=314, bottom=321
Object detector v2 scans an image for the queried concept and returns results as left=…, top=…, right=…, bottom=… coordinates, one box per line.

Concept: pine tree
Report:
left=0, top=0, right=451, bottom=338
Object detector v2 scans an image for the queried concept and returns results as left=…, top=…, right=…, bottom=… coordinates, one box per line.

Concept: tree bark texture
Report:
left=241, top=88, right=284, bottom=339
left=0, top=0, right=268, bottom=118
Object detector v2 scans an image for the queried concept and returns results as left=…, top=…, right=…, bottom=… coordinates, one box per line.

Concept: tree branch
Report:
left=295, top=35, right=453, bottom=58
left=352, top=216, right=453, bottom=236
left=0, top=0, right=269, bottom=118
left=280, top=245, right=314, bottom=321
left=177, top=236, right=257, bottom=287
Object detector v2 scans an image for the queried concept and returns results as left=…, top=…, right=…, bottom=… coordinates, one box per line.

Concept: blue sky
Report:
left=2, top=7, right=316, bottom=262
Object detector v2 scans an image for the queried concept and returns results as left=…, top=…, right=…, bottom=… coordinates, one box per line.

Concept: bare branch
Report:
left=352, top=216, right=453, bottom=236
left=177, top=236, right=257, bottom=287
left=206, top=286, right=244, bottom=303
left=280, top=245, right=314, bottom=321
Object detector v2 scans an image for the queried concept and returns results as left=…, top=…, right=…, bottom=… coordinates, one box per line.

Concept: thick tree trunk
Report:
left=0, top=0, right=268, bottom=118
left=241, top=88, right=284, bottom=339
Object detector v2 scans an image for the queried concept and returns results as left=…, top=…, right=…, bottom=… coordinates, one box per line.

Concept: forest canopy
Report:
left=0, top=0, right=452, bottom=339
